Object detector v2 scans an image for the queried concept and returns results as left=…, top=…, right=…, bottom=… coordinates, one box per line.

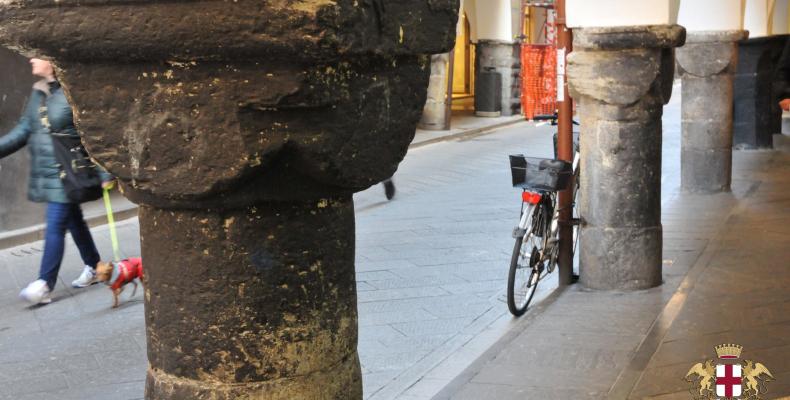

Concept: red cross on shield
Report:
left=716, top=364, right=742, bottom=398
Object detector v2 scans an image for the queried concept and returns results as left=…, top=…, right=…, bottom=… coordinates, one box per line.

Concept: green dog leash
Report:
left=102, top=187, right=122, bottom=263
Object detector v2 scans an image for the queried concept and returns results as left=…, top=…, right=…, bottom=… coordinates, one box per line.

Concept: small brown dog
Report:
left=95, top=257, right=144, bottom=308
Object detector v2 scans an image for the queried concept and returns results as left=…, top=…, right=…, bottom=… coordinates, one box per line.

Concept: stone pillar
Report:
left=567, top=25, right=685, bottom=290
left=0, top=2, right=459, bottom=399
left=734, top=35, right=790, bottom=149
left=676, top=31, right=747, bottom=193
left=475, top=40, right=522, bottom=116
left=419, top=53, right=451, bottom=130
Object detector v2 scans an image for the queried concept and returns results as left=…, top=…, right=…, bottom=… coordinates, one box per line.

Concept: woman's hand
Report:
left=102, top=179, right=116, bottom=190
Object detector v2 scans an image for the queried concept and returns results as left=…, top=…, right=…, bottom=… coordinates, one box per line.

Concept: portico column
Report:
left=677, top=31, right=748, bottom=192
left=567, top=25, right=685, bottom=290
left=474, top=0, right=521, bottom=116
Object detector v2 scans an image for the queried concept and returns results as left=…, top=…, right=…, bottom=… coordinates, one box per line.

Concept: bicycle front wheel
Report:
left=507, top=237, right=540, bottom=316
left=507, top=204, right=544, bottom=316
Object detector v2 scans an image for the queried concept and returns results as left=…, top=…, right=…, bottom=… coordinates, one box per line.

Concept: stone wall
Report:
left=0, top=47, right=39, bottom=233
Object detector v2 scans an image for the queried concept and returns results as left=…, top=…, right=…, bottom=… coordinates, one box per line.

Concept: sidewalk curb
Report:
left=409, top=117, right=526, bottom=149
left=430, top=284, right=570, bottom=400
left=0, top=205, right=138, bottom=250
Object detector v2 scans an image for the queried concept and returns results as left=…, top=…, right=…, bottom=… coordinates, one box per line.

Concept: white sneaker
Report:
left=71, top=265, right=97, bottom=288
left=19, top=279, right=52, bottom=305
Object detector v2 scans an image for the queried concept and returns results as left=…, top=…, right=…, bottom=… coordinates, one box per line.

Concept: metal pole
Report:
left=556, top=0, right=575, bottom=286
left=520, top=0, right=527, bottom=42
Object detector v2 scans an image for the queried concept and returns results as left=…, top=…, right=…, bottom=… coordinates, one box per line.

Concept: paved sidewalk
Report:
left=625, top=137, right=790, bottom=399
left=411, top=112, right=524, bottom=148
left=432, top=143, right=790, bottom=396
left=0, top=116, right=536, bottom=400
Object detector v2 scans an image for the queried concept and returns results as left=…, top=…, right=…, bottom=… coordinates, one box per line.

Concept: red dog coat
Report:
left=109, top=257, right=144, bottom=290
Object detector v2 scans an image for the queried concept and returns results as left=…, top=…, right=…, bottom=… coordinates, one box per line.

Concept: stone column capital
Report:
left=676, top=30, right=748, bottom=78
left=567, top=25, right=684, bottom=111
left=684, top=30, right=749, bottom=44
left=0, top=0, right=459, bottom=62
left=567, top=49, right=662, bottom=107
left=0, top=0, right=461, bottom=209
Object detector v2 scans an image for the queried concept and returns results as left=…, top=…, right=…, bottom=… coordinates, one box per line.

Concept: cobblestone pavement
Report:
left=0, top=118, right=549, bottom=400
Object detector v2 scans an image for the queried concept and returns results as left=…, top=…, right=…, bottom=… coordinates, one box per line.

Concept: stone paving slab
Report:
left=627, top=137, right=790, bottom=400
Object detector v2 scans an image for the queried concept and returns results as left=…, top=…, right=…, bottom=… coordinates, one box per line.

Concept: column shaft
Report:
left=677, top=31, right=747, bottom=192
left=141, top=199, right=361, bottom=399
left=568, top=25, right=685, bottom=290
left=475, top=40, right=521, bottom=116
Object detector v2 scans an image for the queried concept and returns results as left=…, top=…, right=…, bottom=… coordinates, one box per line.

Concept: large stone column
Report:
left=0, top=2, right=459, bottom=399
left=568, top=25, right=685, bottom=290
left=676, top=31, right=747, bottom=193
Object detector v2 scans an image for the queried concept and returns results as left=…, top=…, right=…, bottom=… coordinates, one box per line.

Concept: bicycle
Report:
left=506, top=115, right=580, bottom=316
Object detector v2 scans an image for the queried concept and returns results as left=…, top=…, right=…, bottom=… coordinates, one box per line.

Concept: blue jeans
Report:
left=39, top=202, right=101, bottom=290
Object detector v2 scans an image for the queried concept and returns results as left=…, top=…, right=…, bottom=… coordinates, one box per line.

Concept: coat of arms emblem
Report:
left=684, top=344, right=774, bottom=399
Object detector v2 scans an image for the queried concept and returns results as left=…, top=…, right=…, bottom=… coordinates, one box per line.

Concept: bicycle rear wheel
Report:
left=507, top=204, right=545, bottom=316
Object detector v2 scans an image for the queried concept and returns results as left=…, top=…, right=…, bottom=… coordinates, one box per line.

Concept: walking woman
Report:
left=0, top=58, right=110, bottom=305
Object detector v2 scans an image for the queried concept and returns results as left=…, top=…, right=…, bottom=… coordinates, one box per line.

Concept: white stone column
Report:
left=744, top=0, right=770, bottom=37
left=418, top=53, right=451, bottom=130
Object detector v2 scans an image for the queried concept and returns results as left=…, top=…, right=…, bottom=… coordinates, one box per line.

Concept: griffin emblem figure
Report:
left=741, top=360, right=774, bottom=399
left=683, top=344, right=775, bottom=399
left=685, top=360, right=715, bottom=399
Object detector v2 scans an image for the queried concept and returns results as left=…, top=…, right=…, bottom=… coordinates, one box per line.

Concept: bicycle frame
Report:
left=507, top=116, right=581, bottom=316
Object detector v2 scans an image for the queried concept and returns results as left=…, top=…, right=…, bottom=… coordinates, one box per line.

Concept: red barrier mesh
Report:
left=521, top=44, right=557, bottom=120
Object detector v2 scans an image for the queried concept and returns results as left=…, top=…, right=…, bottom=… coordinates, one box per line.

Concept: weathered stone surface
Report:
left=568, top=49, right=660, bottom=106
left=0, top=1, right=459, bottom=399
left=59, top=58, right=431, bottom=208
left=141, top=199, right=361, bottom=399
left=677, top=31, right=746, bottom=193
left=0, top=0, right=458, bottom=62
left=568, top=25, right=685, bottom=291
left=572, top=25, right=686, bottom=51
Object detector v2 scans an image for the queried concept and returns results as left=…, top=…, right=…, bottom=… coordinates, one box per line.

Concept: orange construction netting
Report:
left=520, top=44, right=557, bottom=120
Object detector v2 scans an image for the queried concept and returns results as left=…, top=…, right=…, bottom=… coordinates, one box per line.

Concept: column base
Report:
left=579, top=226, right=662, bottom=290
left=681, top=148, right=732, bottom=193
left=146, top=354, right=362, bottom=400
